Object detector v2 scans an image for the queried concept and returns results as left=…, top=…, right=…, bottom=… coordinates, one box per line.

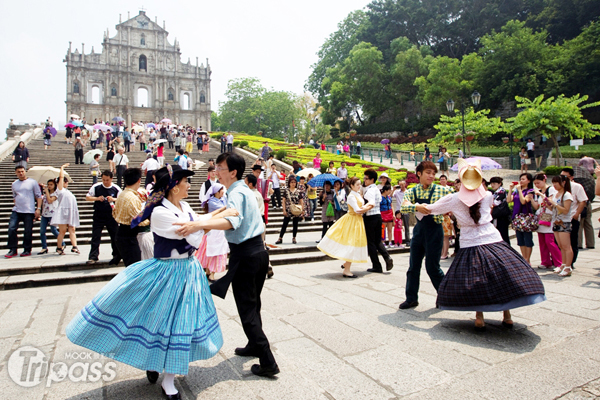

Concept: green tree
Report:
left=388, top=43, right=432, bottom=115
left=475, top=20, right=554, bottom=109
left=305, top=10, right=370, bottom=99
left=508, top=94, right=600, bottom=163
left=210, top=111, right=221, bottom=131
left=433, top=108, right=505, bottom=155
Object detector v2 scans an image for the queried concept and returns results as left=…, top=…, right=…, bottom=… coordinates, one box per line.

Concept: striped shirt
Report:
left=363, top=184, right=381, bottom=216
left=113, top=188, right=149, bottom=226
left=400, top=184, right=452, bottom=224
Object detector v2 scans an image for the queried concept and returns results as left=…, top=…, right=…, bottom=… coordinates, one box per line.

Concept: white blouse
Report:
left=151, top=199, right=208, bottom=259
left=346, top=191, right=362, bottom=212
left=417, top=191, right=502, bottom=248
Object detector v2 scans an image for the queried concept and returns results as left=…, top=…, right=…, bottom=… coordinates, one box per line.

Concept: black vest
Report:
left=91, top=184, right=120, bottom=216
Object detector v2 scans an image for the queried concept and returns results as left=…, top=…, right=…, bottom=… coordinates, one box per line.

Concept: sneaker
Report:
left=537, top=265, right=553, bottom=270
left=311, top=218, right=315, bottom=223
left=5, top=250, right=17, bottom=258
left=19, top=251, right=32, bottom=257
left=398, top=244, right=406, bottom=249
left=86, top=259, right=97, bottom=265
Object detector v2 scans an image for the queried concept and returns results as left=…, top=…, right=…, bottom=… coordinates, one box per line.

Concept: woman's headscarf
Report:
left=201, top=183, right=224, bottom=208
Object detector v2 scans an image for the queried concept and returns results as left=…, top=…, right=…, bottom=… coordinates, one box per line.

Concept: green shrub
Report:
left=544, top=165, right=570, bottom=175
left=275, top=149, right=287, bottom=160
left=233, top=141, right=240, bottom=147
left=320, top=165, right=328, bottom=174
left=351, top=154, right=360, bottom=159
left=240, top=140, right=248, bottom=148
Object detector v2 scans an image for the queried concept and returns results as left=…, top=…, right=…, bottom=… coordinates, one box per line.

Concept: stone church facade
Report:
left=64, top=10, right=211, bottom=129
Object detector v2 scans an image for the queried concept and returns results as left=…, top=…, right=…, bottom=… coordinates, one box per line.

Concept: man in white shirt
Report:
left=199, top=166, right=219, bottom=203
left=362, top=168, right=393, bottom=273
left=561, top=167, right=588, bottom=267
left=226, top=133, right=234, bottom=153
left=141, top=153, right=160, bottom=187
left=268, top=164, right=281, bottom=209
left=177, top=149, right=188, bottom=169
left=336, top=161, right=348, bottom=180
left=113, top=147, right=129, bottom=188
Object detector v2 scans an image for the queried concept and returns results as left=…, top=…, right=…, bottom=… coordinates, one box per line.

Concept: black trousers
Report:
left=227, top=143, right=233, bottom=153
left=115, top=224, right=141, bottom=266
left=74, top=149, right=84, bottom=164
left=229, top=240, right=276, bottom=367
left=496, top=217, right=511, bottom=244
left=124, top=140, right=131, bottom=152
left=570, top=218, right=581, bottom=265
left=145, top=170, right=156, bottom=188
left=116, top=165, right=127, bottom=188
left=168, top=141, right=174, bottom=149
left=321, top=221, right=333, bottom=238
left=221, top=142, right=226, bottom=153
left=405, top=219, right=444, bottom=302
left=363, top=214, right=391, bottom=270
left=88, top=216, right=120, bottom=261
left=279, top=215, right=301, bottom=238
left=401, top=213, right=411, bottom=243
left=271, top=188, right=281, bottom=208
left=140, top=142, right=146, bottom=151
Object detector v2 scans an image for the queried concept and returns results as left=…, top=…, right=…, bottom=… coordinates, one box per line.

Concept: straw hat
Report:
left=457, top=158, right=486, bottom=207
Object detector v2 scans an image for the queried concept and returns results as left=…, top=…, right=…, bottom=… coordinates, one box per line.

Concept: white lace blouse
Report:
left=416, top=191, right=502, bottom=248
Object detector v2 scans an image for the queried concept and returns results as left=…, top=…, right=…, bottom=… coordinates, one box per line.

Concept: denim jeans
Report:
left=40, top=215, right=61, bottom=250
left=8, top=211, right=34, bottom=252
left=309, top=198, right=317, bottom=219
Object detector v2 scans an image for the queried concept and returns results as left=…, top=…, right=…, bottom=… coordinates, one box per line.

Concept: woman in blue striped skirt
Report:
left=66, top=165, right=238, bottom=400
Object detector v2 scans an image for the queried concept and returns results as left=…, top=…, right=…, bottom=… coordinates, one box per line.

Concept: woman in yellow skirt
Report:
left=317, top=177, right=369, bottom=278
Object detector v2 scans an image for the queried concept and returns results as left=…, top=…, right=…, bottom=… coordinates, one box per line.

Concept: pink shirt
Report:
left=313, top=157, right=322, bottom=169
left=157, top=147, right=163, bottom=157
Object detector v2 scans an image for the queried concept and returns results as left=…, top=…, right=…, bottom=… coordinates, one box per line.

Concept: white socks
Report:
left=161, top=373, right=178, bottom=395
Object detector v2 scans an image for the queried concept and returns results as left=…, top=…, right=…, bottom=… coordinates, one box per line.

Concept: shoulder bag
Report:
left=286, top=189, right=303, bottom=217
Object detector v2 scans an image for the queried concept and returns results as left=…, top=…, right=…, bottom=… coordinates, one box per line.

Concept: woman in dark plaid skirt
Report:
left=417, top=159, right=546, bottom=332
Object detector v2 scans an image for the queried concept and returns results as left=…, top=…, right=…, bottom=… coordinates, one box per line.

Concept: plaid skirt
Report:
left=436, top=241, right=546, bottom=311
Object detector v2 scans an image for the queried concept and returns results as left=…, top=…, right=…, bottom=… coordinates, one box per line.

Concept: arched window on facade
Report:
left=91, top=86, right=101, bottom=104
left=182, top=93, right=190, bottom=110
left=139, top=55, right=147, bottom=71
left=200, top=92, right=206, bottom=103
left=73, top=82, right=79, bottom=94
left=140, top=34, right=146, bottom=46
left=137, top=87, right=149, bottom=107
left=111, top=86, right=117, bottom=97
left=168, top=90, right=174, bottom=101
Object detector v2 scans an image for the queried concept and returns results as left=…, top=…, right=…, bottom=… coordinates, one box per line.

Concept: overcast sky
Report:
left=0, top=0, right=369, bottom=139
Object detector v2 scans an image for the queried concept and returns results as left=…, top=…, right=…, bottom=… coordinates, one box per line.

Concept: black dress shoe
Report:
left=108, top=259, right=120, bottom=266
left=146, top=370, right=159, bottom=384
left=267, top=266, right=274, bottom=279
left=235, top=346, right=260, bottom=357
left=251, top=363, right=280, bottom=377
left=342, top=274, right=358, bottom=278
left=161, top=386, right=181, bottom=400
left=398, top=301, right=419, bottom=309
left=385, top=258, right=394, bottom=271
left=367, top=268, right=383, bottom=273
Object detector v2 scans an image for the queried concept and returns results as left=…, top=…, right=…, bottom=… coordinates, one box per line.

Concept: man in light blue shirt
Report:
left=174, top=152, right=278, bottom=377
left=7, top=166, right=42, bottom=258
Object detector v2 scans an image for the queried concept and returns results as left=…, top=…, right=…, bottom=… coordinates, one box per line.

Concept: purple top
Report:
left=512, top=188, right=533, bottom=217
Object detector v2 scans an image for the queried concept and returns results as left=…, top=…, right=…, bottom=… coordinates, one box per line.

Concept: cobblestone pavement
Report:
left=1, top=217, right=599, bottom=399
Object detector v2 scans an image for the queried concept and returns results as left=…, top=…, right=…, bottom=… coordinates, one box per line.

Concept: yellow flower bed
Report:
left=221, top=133, right=410, bottom=184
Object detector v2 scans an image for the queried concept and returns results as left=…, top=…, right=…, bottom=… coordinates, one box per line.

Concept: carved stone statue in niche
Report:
left=121, top=52, right=127, bottom=64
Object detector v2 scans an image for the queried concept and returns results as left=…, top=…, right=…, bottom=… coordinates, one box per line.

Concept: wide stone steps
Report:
left=0, top=135, right=348, bottom=289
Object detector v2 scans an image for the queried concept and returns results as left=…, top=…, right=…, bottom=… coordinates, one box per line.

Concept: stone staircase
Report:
left=0, top=134, right=408, bottom=290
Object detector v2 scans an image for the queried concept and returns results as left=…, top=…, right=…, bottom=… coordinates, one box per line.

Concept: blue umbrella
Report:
left=71, top=120, right=84, bottom=127
left=307, top=173, right=343, bottom=188
left=112, top=116, right=124, bottom=122
left=147, top=123, right=156, bottom=128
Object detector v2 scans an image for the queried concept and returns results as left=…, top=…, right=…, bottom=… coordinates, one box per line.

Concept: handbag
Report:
left=524, top=158, right=531, bottom=165
left=491, top=201, right=510, bottom=219
left=438, top=156, right=445, bottom=163
left=286, top=190, right=303, bottom=217
left=511, top=213, right=539, bottom=232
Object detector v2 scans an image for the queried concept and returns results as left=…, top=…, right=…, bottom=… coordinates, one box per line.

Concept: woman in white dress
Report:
left=51, top=163, right=81, bottom=255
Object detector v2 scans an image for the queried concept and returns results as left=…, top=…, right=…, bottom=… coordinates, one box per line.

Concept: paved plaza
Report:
left=1, top=216, right=600, bottom=400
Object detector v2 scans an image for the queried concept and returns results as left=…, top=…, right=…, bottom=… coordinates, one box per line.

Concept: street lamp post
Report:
left=446, top=91, right=481, bottom=157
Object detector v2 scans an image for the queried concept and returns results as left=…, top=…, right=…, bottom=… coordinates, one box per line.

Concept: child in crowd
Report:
left=393, top=210, right=405, bottom=249
left=380, top=185, right=394, bottom=247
